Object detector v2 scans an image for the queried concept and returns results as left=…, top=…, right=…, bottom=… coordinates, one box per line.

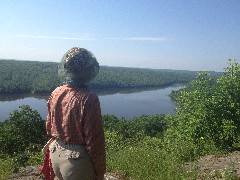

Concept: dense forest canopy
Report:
left=0, top=59, right=222, bottom=94
left=0, top=60, right=59, bottom=93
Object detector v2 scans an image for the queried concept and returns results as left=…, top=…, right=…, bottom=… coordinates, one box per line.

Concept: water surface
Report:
left=0, top=84, right=182, bottom=121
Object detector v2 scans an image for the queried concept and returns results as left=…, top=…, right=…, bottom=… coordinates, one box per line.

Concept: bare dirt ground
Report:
left=9, top=151, right=240, bottom=180
left=185, top=151, right=240, bottom=179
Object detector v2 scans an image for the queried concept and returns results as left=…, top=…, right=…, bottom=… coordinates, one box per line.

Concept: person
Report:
left=41, top=47, right=106, bottom=180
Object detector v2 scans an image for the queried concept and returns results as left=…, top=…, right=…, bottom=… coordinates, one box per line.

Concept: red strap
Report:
left=40, top=144, right=55, bottom=180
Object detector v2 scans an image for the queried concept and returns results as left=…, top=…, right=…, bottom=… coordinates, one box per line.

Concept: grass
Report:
left=0, top=152, right=43, bottom=180
left=105, top=133, right=198, bottom=180
left=0, top=157, right=14, bottom=180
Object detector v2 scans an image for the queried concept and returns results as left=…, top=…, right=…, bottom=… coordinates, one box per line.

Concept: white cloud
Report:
left=108, top=37, right=171, bottom=41
left=15, top=34, right=96, bottom=41
left=14, top=34, right=171, bottom=42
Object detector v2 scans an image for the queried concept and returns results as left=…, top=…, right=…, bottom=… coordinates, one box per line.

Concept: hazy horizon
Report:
left=0, top=58, right=225, bottom=72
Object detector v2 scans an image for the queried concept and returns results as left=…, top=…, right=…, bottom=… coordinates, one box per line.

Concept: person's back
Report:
left=47, top=85, right=92, bottom=144
left=41, top=47, right=106, bottom=180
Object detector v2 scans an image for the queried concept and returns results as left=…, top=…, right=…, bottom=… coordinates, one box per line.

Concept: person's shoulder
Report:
left=48, top=85, right=67, bottom=100
left=75, top=88, right=98, bottom=102
left=87, top=90, right=98, bottom=99
left=73, top=86, right=93, bottom=95
left=51, top=85, right=65, bottom=94
left=87, top=92, right=100, bottom=105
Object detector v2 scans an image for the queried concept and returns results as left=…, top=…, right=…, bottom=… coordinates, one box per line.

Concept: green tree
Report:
left=175, top=60, right=240, bottom=149
left=103, top=114, right=168, bottom=139
left=0, top=105, right=46, bottom=155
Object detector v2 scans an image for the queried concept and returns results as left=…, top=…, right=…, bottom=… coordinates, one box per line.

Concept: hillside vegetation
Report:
left=0, top=60, right=238, bottom=180
left=0, top=59, right=221, bottom=94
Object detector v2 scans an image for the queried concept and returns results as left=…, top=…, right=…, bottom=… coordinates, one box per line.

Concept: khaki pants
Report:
left=49, top=139, right=96, bottom=180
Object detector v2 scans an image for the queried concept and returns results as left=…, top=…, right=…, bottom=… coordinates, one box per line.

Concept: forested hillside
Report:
left=0, top=59, right=221, bottom=94
left=0, top=60, right=59, bottom=93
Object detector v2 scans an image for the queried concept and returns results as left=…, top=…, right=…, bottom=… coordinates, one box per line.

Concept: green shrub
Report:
left=103, top=114, right=168, bottom=139
left=105, top=133, right=198, bottom=180
left=0, top=105, right=47, bottom=156
left=104, top=115, right=199, bottom=179
left=0, top=157, right=14, bottom=180
left=175, top=60, right=240, bottom=149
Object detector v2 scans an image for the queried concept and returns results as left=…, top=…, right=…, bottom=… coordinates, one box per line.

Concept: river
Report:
left=0, top=84, right=183, bottom=121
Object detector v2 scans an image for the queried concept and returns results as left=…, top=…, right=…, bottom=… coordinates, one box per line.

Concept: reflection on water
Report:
left=0, top=85, right=177, bottom=102
left=0, top=93, right=50, bottom=102
left=0, top=84, right=183, bottom=121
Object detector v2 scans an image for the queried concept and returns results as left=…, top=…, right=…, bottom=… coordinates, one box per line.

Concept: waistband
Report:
left=54, top=139, right=86, bottom=151
left=50, top=139, right=88, bottom=159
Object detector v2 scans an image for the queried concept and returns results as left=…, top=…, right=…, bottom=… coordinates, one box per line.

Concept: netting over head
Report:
left=58, top=47, right=99, bottom=83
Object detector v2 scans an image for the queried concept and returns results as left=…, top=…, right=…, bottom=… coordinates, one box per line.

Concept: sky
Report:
left=0, top=0, right=239, bottom=72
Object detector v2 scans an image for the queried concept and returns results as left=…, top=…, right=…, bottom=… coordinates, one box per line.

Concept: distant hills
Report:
left=0, top=59, right=222, bottom=94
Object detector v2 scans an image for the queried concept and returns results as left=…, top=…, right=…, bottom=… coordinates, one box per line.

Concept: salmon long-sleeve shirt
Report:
left=46, top=84, right=106, bottom=179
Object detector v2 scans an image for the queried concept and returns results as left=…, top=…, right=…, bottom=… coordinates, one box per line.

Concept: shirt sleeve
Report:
left=83, top=93, right=106, bottom=180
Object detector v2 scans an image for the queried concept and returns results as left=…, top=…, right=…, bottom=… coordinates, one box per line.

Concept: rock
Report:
left=9, top=166, right=44, bottom=180
left=9, top=166, right=121, bottom=180
left=185, top=151, right=240, bottom=179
